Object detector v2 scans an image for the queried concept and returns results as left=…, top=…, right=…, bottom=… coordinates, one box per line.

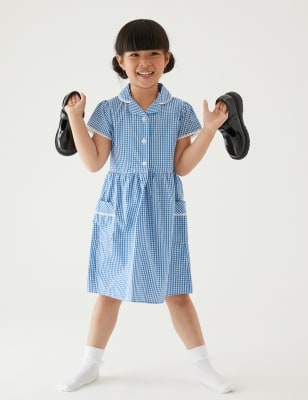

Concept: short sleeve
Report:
left=87, top=100, right=113, bottom=140
left=177, top=102, right=202, bottom=140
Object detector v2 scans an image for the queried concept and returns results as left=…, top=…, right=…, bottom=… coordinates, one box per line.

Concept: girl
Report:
left=59, top=19, right=235, bottom=394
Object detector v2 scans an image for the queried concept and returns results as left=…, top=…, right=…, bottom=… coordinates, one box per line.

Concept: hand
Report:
left=203, top=99, right=228, bottom=133
left=64, top=92, right=86, bottom=118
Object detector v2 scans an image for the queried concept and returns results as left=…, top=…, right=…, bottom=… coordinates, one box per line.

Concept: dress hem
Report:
left=87, top=289, right=193, bottom=304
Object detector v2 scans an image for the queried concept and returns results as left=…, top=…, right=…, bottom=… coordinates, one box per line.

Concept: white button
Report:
left=141, top=138, right=147, bottom=144
left=141, top=116, right=147, bottom=122
left=142, top=160, right=147, bottom=166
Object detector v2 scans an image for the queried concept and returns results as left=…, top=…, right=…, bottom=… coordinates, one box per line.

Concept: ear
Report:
left=165, top=51, right=171, bottom=67
left=116, top=54, right=125, bottom=70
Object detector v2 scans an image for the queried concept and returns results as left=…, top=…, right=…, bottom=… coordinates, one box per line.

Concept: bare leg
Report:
left=165, top=294, right=235, bottom=393
left=165, top=294, right=205, bottom=349
left=59, top=295, right=121, bottom=392
left=87, top=295, right=122, bottom=348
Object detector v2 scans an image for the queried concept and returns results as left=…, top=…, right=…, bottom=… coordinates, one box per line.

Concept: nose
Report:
left=139, top=56, right=151, bottom=67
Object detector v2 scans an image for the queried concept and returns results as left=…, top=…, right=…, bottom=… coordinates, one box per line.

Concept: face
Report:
left=116, top=49, right=170, bottom=90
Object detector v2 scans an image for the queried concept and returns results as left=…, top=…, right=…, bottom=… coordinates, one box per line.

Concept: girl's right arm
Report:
left=65, top=93, right=111, bottom=172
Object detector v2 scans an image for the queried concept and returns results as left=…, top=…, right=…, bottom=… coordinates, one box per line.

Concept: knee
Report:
left=97, top=295, right=122, bottom=309
left=165, top=294, right=191, bottom=309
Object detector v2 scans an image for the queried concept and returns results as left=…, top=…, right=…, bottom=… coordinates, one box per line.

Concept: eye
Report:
left=151, top=51, right=161, bottom=56
left=128, top=52, right=139, bottom=58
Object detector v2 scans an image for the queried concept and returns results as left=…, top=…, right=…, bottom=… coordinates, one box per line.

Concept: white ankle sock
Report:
left=58, top=346, right=104, bottom=392
left=188, top=345, right=236, bottom=394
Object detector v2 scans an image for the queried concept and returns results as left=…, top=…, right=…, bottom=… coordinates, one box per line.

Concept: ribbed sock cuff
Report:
left=188, top=345, right=209, bottom=363
left=84, top=345, right=104, bottom=365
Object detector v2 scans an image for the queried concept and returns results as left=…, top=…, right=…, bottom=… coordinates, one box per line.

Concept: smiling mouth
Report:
left=137, top=71, right=154, bottom=76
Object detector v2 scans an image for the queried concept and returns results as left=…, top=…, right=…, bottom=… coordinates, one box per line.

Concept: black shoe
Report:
left=55, top=91, right=83, bottom=156
left=216, top=92, right=250, bottom=160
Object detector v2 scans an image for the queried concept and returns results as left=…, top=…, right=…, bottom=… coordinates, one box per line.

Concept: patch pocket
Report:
left=94, top=200, right=115, bottom=242
left=173, top=201, right=188, bottom=243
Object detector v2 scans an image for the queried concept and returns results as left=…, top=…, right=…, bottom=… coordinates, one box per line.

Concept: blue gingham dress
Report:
left=87, top=84, right=201, bottom=303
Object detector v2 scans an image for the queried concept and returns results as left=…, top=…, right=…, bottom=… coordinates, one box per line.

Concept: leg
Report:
left=165, top=294, right=204, bottom=349
left=165, top=294, right=235, bottom=394
left=59, top=295, right=122, bottom=392
left=87, top=294, right=122, bottom=348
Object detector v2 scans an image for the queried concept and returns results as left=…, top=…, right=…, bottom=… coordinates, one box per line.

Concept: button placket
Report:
left=140, top=114, right=149, bottom=168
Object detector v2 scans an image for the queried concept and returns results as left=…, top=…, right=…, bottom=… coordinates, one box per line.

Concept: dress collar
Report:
left=118, top=83, right=172, bottom=114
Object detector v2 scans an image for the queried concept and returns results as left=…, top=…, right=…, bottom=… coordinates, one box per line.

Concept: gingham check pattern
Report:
left=86, top=84, right=201, bottom=303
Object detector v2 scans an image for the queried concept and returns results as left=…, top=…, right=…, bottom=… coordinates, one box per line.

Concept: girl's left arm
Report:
left=174, top=100, right=228, bottom=176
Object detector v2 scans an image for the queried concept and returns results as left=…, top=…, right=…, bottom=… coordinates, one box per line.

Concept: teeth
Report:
left=138, top=72, right=152, bottom=75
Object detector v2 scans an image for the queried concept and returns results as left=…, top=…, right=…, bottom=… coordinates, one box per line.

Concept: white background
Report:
left=0, top=0, right=307, bottom=399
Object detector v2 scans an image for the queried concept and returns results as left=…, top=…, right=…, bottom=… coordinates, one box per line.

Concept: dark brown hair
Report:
left=112, top=19, right=175, bottom=79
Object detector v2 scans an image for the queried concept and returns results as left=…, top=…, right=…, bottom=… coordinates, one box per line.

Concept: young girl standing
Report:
left=59, top=19, right=235, bottom=394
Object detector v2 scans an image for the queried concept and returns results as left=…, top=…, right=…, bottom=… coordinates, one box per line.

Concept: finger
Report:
left=68, top=96, right=75, bottom=105
left=222, top=103, right=228, bottom=113
left=79, top=92, right=86, bottom=105
left=203, top=99, right=210, bottom=114
left=73, top=93, right=80, bottom=104
left=216, top=101, right=223, bottom=109
left=216, top=101, right=227, bottom=113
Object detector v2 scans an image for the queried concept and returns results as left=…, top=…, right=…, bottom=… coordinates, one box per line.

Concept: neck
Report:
left=129, top=84, right=159, bottom=110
